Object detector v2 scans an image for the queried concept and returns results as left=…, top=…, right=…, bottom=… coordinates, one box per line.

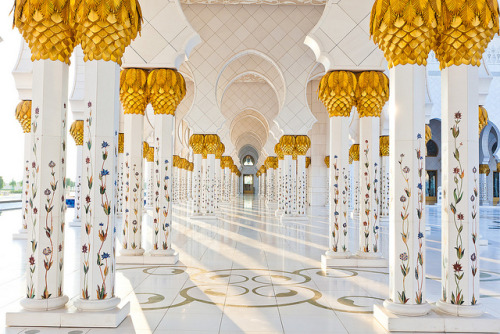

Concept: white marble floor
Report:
left=2, top=195, right=500, bottom=333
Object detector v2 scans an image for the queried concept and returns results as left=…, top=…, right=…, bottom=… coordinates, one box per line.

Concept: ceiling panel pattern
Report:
left=182, top=4, right=322, bottom=134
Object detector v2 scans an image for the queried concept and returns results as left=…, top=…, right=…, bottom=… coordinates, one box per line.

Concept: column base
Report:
left=321, top=253, right=387, bottom=268
left=436, top=299, right=483, bottom=317
left=69, top=219, right=81, bottom=227
left=373, top=303, right=500, bottom=332
left=190, top=214, right=218, bottom=221
left=19, top=295, right=69, bottom=311
left=280, top=214, right=309, bottom=222
left=118, top=248, right=145, bottom=257
left=117, top=251, right=179, bottom=265
left=12, top=228, right=28, bottom=240
left=6, top=299, right=129, bottom=328
left=382, top=300, right=431, bottom=316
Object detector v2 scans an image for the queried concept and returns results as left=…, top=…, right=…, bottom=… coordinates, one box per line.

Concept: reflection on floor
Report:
left=2, top=195, right=500, bottom=333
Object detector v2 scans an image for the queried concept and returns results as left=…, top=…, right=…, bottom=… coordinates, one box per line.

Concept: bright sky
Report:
left=0, top=2, right=76, bottom=183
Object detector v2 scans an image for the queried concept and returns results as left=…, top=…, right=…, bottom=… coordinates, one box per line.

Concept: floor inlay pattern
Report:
left=2, top=196, right=500, bottom=333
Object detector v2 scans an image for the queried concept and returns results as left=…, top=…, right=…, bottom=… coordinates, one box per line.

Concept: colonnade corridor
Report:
left=2, top=199, right=500, bottom=333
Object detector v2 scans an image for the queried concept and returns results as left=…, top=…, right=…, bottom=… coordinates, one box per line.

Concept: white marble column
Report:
left=117, top=133, right=124, bottom=217
left=296, top=155, right=307, bottom=216
left=205, top=154, right=217, bottom=215
left=350, top=145, right=360, bottom=216
left=145, top=152, right=154, bottom=209
left=276, top=157, right=284, bottom=214
left=215, top=157, right=221, bottom=208
left=224, top=162, right=231, bottom=203
left=76, top=60, right=120, bottom=310
left=479, top=165, right=489, bottom=206
left=151, top=113, right=177, bottom=261
left=190, top=145, right=203, bottom=215
left=324, top=156, right=330, bottom=207
left=384, top=64, right=430, bottom=315
left=282, top=146, right=294, bottom=217
left=22, top=60, right=69, bottom=310
left=187, top=164, right=193, bottom=202
left=326, top=117, right=350, bottom=257
left=358, top=116, right=381, bottom=255
left=121, top=110, right=145, bottom=256
left=438, top=65, right=481, bottom=316
left=20, top=132, right=31, bottom=236
left=71, top=145, right=83, bottom=226
left=380, top=137, right=390, bottom=218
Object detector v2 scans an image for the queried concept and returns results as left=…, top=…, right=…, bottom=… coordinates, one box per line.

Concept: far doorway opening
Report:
left=243, top=174, right=254, bottom=194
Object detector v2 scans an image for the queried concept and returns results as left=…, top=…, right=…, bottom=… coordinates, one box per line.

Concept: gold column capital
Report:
left=204, top=134, right=220, bottom=155
left=189, top=134, right=205, bottom=154
left=306, top=157, right=311, bottom=168
left=370, top=0, right=439, bottom=68
left=479, top=106, right=489, bottom=137
left=324, top=156, right=330, bottom=168
left=355, top=71, right=389, bottom=118
left=425, top=124, right=432, bottom=144
left=120, top=68, right=149, bottom=115
left=118, top=133, right=124, bottom=154
left=349, top=144, right=360, bottom=164
left=435, top=0, right=499, bottom=69
left=71, top=0, right=143, bottom=65
left=70, top=120, right=84, bottom=146
left=295, top=135, right=311, bottom=155
left=147, top=69, right=186, bottom=116
left=479, top=164, right=491, bottom=176
left=379, top=136, right=389, bottom=157
left=13, top=0, right=75, bottom=64
left=216, top=142, right=225, bottom=160
left=146, top=147, right=155, bottom=162
left=279, top=135, right=296, bottom=156
left=15, top=100, right=32, bottom=133
left=275, top=143, right=284, bottom=160
left=143, top=142, right=150, bottom=159
left=318, top=71, right=357, bottom=117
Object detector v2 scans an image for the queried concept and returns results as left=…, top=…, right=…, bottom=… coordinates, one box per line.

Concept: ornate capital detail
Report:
left=425, top=124, right=432, bottom=144
left=324, top=155, right=330, bottom=168
left=306, top=157, right=311, bottom=168
left=204, top=134, right=220, bottom=155
left=370, top=0, right=439, bottom=68
left=15, top=100, right=32, bottom=133
left=216, top=142, right=225, bottom=159
left=435, top=0, right=499, bottom=69
left=71, top=0, right=142, bottom=65
left=143, top=142, right=150, bottom=159
left=188, top=162, right=194, bottom=171
left=189, top=134, right=205, bottom=154
left=120, top=68, right=149, bottom=115
left=479, top=164, right=491, bottom=176
left=274, top=143, right=284, bottom=160
left=319, top=71, right=357, bottom=117
left=379, top=135, right=389, bottom=157
left=118, top=133, right=124, bottom=153
left=295, top=135, right=311, bottom=155
left=13, top=0, right=75, bottom=64
left=146, top=147, right=155, bottom=162
left=279, top=135, right=296, bottom=156
left=355, top=71, right=389, bottom=118
left=349, top=144, right=360, bottom=163
left=147, top=69, right=186, bottom=116
left=173, top=155, right=180, bottom=167
left=497, top=162, right=500, bottom=172
left=479, top=106, right=489, bottom=136
left=70, top=120, right=84, bottom=146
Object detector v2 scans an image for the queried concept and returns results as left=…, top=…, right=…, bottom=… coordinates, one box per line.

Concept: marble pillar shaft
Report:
left=329, top=116, right=350, bottom=253
left=440, top=65, right=480, bottom=310
left=205, top=154, right=216, bottom=214
left=192, top=154, right=202, bottom=214
left=296, top=156, right=307, bottom=215
left=117, top=153, right=124, bottom=216
left=359, top=117, right=381, bottom=254
left=122, top=113, right=144, bottom=255
left=152, top=114, right=174, bottom=254
left=24, top=59, right=69, bottom=310
left=22, top=132, right=32, bottom=231
left=146, top=161, right=154, bottom=208
left=78, top=60, right=120, bottom=309
left=73, top=145, right=83, bottom=224
left=388, top=64, right=427, bottom=308
left=283, top=155, right=294, bottom=215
